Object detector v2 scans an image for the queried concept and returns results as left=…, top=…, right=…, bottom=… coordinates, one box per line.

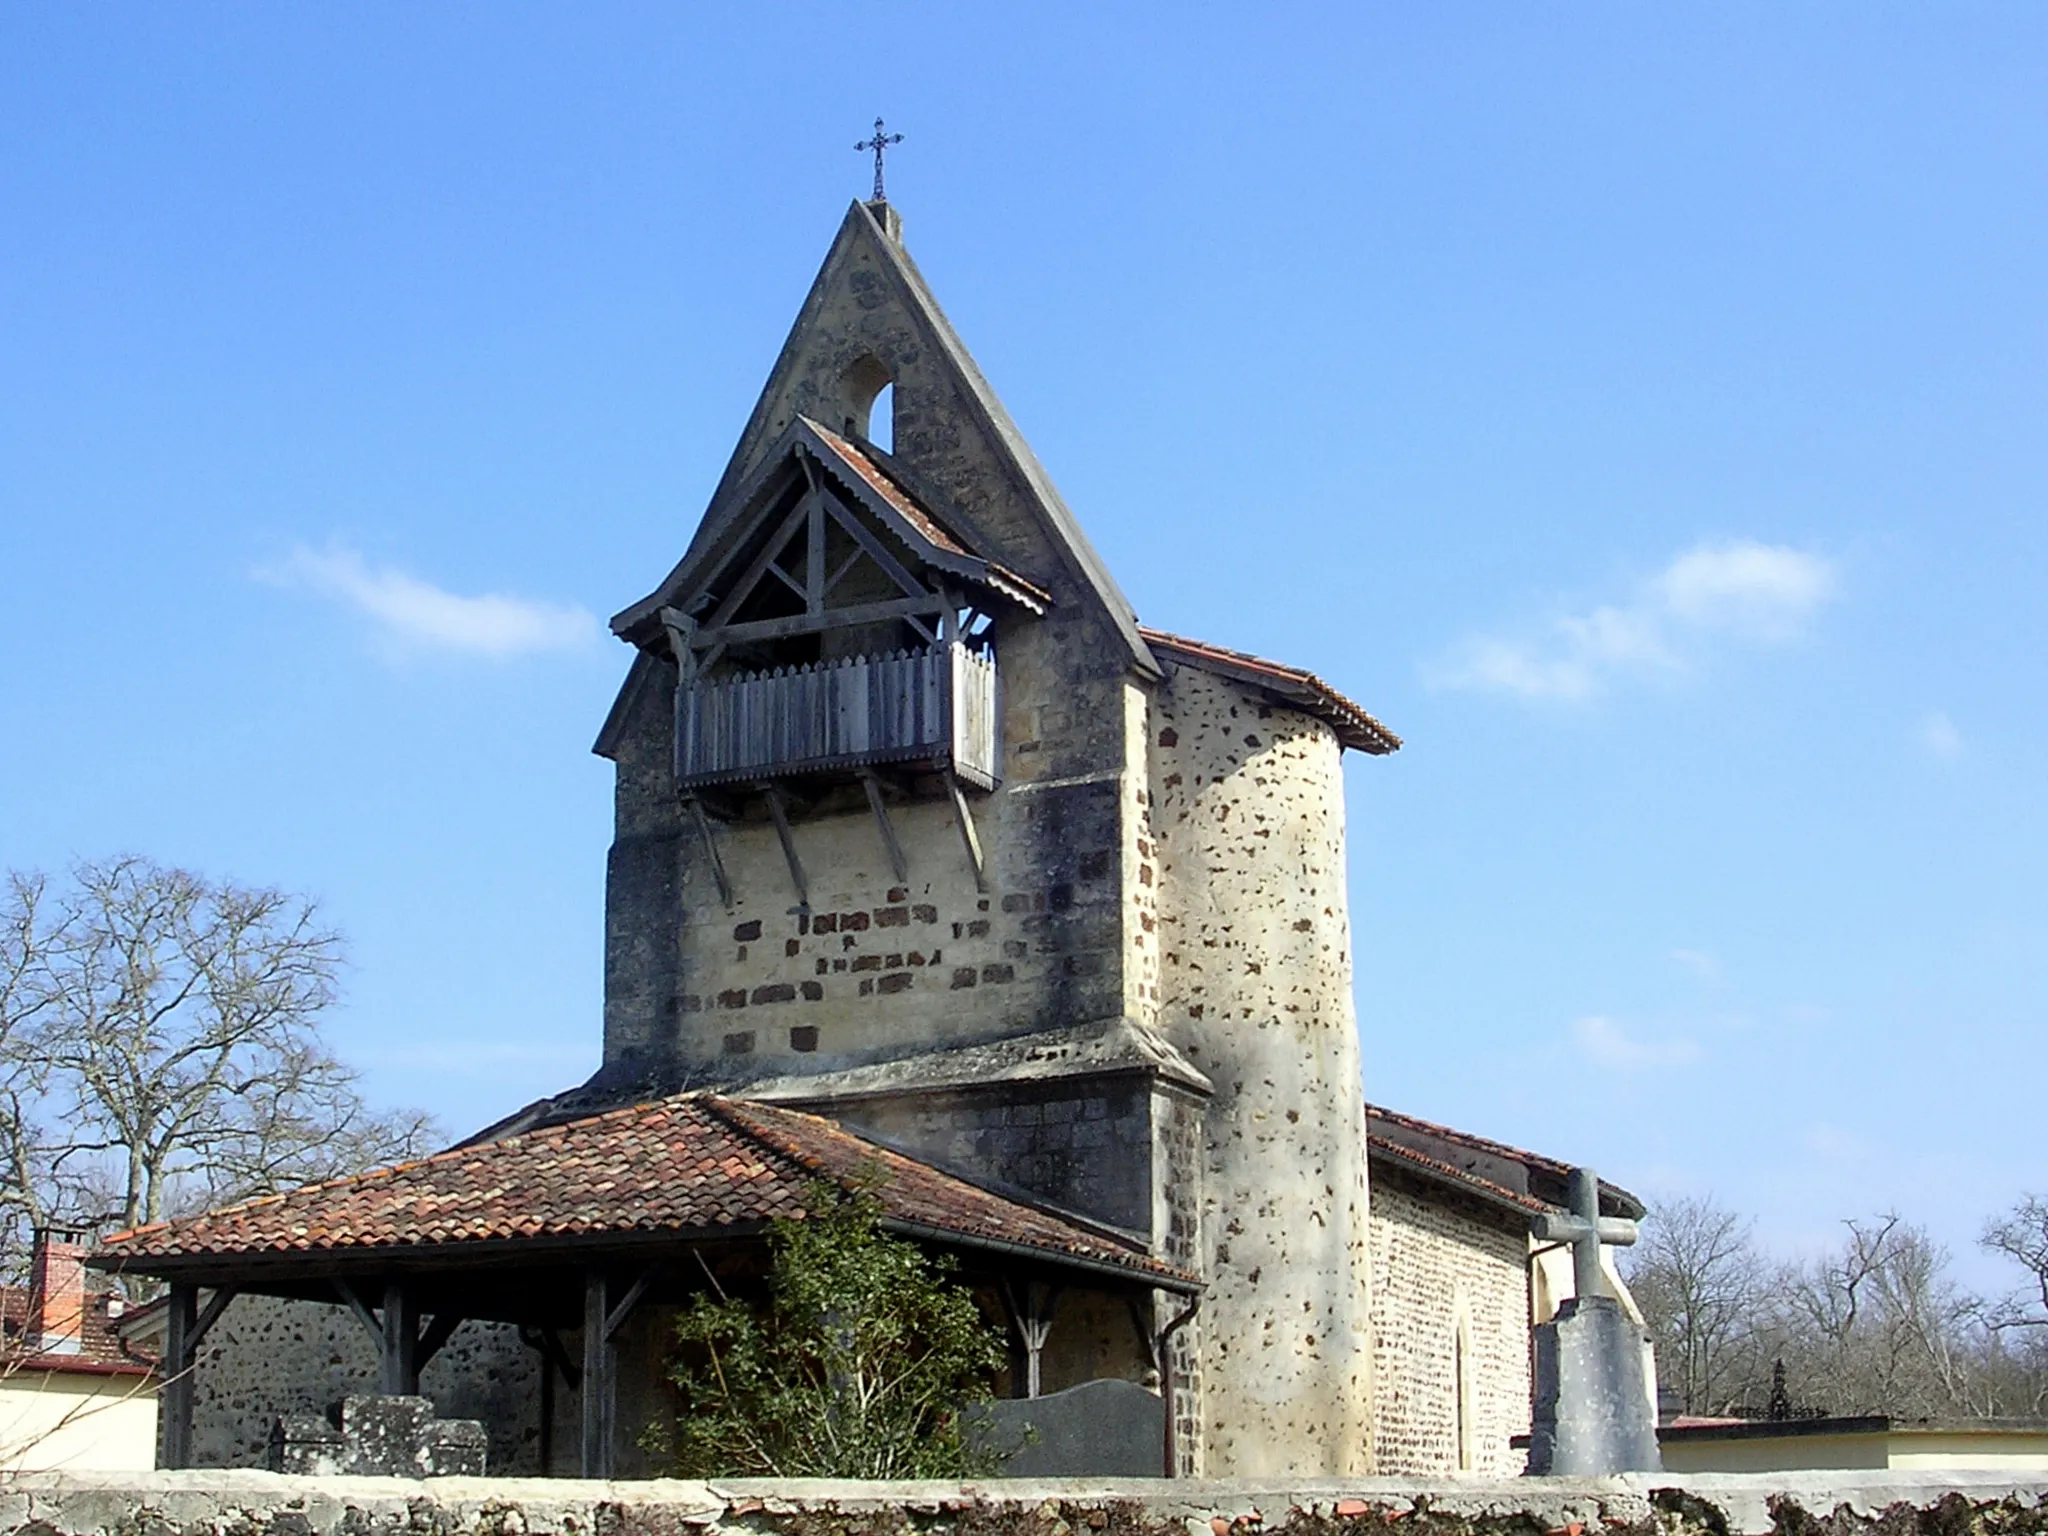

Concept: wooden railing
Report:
left=676, top=644, right=1001, bottom=791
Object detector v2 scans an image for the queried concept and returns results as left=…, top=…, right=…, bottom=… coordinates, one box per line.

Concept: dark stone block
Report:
left=790, top=1026, right=819, bottom=1052
left=750, top=983, right=796, bottom=1005
left=723, top=1031, right=755, bottom=1054
left=878, top=972, right=913, bottom=994
left=875, top=906, right=909, bottom=927
left=800, top=981, right=824, bottom=1001
left=733, top=920, right=763, bottom=942
left=950, top=967, right=978, bottom=989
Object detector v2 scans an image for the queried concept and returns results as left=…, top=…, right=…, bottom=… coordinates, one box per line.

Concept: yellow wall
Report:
left=0, top=1369, right=159, bottom=1472
left=1660, top=1428, right=2048, bottom=1474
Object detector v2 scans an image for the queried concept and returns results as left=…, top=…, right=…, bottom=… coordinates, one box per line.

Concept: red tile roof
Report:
left=0, top=1288, right=155, bottom=1377
left=1365, top=1102, right=1644, bottom=1221
left=1138, top=627, right=1400, bottom=755
left=93, top=1095, right=1193, bottom=1290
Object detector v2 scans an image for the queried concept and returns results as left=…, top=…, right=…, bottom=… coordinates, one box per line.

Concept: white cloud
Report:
left=1431, top=539, right=1837, bottom=701
left=1919, top=710, right=1965, bottom=761
left=1571, top=1014, right=1703, bottom=1070
left=1670, top=948, right=1722, bottom=984
left=261, top=545, right=602, bottom=659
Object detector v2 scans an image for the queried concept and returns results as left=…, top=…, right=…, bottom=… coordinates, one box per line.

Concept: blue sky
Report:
left=4, top=5, right=2043, bottom=1286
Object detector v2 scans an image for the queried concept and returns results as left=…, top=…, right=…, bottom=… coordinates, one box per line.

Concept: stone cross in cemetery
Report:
left=1525, top=1167, right=1662, bottom=1475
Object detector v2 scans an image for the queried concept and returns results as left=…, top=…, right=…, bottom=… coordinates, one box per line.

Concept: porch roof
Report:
left=92, top=1094, right=1196, bottom=1292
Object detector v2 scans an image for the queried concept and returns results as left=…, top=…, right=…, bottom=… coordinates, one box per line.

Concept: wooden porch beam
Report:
left=381, top=1279, right=420, bottom=1395
left=581, top=1270, right=615, bottom=1479
left=157, top=1284, right=197, bottom=1469
left=332, top=1278, right=382, bottom=1348
left=416, top=1310, right=466, bottom=1371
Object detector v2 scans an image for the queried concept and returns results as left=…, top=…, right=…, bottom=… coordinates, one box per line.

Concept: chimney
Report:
left=29, top=1226, right=90, bottom=1357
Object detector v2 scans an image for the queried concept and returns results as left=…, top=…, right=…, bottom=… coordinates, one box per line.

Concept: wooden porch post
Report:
left=581, top=1269, right=614, bottom=1478
left=381, top=1280, right=420, bottom=1395
left=158, top=1283, right=197, bottom=1469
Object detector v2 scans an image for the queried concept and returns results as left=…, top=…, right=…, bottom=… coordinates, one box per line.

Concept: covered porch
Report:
left=94, top=1093, right=1198, bottom=1478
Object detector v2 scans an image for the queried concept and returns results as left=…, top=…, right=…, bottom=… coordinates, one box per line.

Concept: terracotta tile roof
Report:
left=805, top=421, right=1053, bottom=609
left=1365, top=1101, right=1644, bottom=1221
left=0, top=1288, right=155, bottom=1377
left=1138, top=627, right=1400, bottom=755
left=93, top=1095, right=1193, bottom=1290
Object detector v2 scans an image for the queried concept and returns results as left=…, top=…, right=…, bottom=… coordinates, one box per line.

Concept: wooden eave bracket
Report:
left=947, top=775, right=988, bottom=893
left=860, top=770, right=909, bottom=885
left=761, top=784, right=810, bottom=911
left=685, top=797, right=734, bottom=910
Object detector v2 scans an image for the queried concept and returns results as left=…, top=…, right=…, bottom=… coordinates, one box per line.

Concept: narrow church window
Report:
left=868, top=382, right=895, bottom=453
left=1454, top=1316, right=1474, bottom=1472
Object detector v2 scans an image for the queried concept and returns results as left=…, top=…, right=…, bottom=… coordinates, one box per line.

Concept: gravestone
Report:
left=268, top=1395, right=487, bottom=1477
left=966, top=1377, right=1166, bottom=1477
left=1524, top=1168, right=1661, bottom=1476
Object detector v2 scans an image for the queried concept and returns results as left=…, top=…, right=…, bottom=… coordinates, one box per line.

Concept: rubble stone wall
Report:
left=9, top=1469, right=2048, bottom=1536
left=186, top=1297, right=542, bottom=1475
left=1149, top=663, right=1373, bottom=1479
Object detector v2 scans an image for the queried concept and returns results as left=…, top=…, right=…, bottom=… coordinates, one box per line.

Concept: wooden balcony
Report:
left=676, top=643, right=1001, bottom=793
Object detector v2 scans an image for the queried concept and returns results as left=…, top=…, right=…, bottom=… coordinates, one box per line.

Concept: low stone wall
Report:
left=4, top=1471, right=2047, bottom=1536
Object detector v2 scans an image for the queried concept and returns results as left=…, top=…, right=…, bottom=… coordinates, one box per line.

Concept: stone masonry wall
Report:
left=1149, top=663, right=1374, bottom=1479
left=188, top=1297, right=541, bottom=1474
left=601, top=610, right=1146, bottom=1089
left=13, top=1468, right=2048, bottom=1536
left=1368, top=1170, right=1532, bottom=1478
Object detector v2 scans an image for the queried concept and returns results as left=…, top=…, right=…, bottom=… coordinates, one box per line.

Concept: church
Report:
left=95, top=197, right=1647, bottom=1481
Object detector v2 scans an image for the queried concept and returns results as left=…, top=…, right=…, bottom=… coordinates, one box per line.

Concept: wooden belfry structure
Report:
left=99, top=1095, right=1197, bottom=1476
left=608, top=417, right=1047, bottom=908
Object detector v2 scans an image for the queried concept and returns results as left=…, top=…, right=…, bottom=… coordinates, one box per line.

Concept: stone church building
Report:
left=97, top=199, right=1645, bottom=1481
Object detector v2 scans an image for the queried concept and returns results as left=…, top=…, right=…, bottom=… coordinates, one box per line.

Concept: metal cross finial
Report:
left=855, top=117, right=905, bottom=203
left=1532, top=1167, right=1640, bottom=1302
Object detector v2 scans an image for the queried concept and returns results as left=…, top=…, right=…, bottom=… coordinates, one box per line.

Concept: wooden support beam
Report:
left=581, top=1270, right=615, bottom=1479
left=333, top=1278, right=382, bottom=1347
left=1000, top=1282, right=1061, bottom=1400
left=707, top=497, right=815, bottom=629
left=192, top=1285, right=239, bottom=1350
left=605, top=1263, right=661, bottom=1341
left=417, top=1311, right=465, bottom=1370
left=805, top=494, right=826, bottom=613
left=762, top=785, right=809, bottom=909
left=692, top=593, right=945, bottom=650
left=157, top=1284, right=197, bottom=1469
left=947, top=775, right=988, bottom=892
left=822, top=497, right=929, bottom=600
left=381, top=1279, right=420, bottom=1395
left=685, top=797, right=734, bottom=909
left=861, top=772, right=909, bottom=884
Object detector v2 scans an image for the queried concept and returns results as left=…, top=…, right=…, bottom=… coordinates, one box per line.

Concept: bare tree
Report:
left=1984, top=1196, right=2048, bottom=1330
left=0, top=858, right=435, bottom=1255
left=1623, top=1194, right=1771, bottom=1415
left=1774, top=1214, right=1990, bottom=1419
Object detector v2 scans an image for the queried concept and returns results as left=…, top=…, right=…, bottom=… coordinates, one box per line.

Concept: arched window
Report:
left=868, top=382, right=894, bottom=453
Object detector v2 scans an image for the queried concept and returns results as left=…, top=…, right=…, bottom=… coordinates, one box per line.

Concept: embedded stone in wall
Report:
left=267, top=1395, right=486, bottom=1477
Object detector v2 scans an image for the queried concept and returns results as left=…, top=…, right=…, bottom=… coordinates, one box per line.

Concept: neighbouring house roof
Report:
left=0, top=1288, right=155, bottom=1378
left=1139, top=627, right=1401, bottom=756
left=93, top=1094, right=1197, bottom=1293
left=1365, top=1102, right=1645, bottom=1223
